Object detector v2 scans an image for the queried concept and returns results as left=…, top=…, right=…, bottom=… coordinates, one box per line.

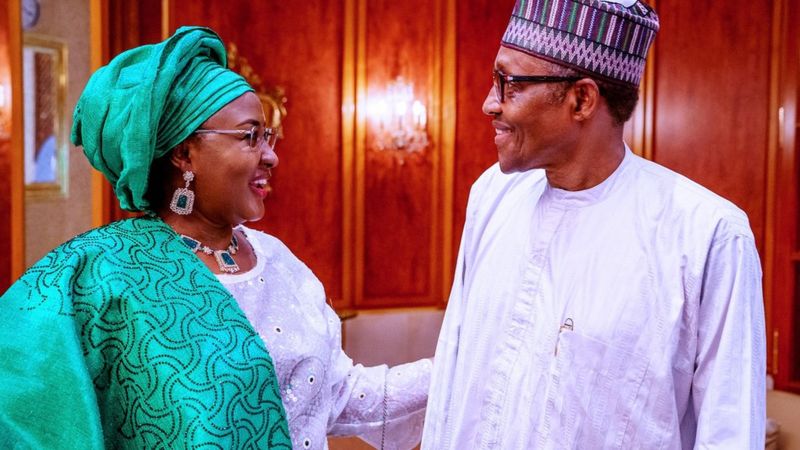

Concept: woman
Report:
left=0, top=27, right=429, bottom=450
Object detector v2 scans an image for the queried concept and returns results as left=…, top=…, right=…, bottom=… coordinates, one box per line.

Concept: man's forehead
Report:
left=494, top=46, right=551, bottom=72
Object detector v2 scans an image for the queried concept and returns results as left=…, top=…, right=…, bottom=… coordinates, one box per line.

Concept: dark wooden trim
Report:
left=772, top=0, right=799, bottom=392
left=7, top=0, right=24, bottom=284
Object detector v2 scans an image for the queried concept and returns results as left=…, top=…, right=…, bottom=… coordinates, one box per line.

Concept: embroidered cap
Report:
left=501, top=0, right=659, bottom=86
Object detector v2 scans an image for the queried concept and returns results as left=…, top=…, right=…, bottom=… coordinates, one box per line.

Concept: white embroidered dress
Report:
left=422, top=149, right=766, bottom=449
left=218, top=230, right=431, bottom=450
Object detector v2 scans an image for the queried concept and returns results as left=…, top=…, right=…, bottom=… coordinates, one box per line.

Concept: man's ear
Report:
left=169, top=141, right=193, bottom=173
left=570, top=78, right=600, bottom=122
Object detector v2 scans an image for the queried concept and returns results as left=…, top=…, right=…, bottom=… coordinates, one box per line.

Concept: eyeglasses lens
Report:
left=248, top=127, right=258, bottom=148
left=492, top=71, right=504, bottom=103
left=248, top=127, right=278, bottom=150
left=266, top=131, right=277, bottom=149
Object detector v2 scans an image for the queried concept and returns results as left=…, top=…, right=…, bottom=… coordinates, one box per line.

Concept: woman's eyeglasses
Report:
left=195, top=125, right=278, bottom=150
left=492, top=69, right=583, bottom=103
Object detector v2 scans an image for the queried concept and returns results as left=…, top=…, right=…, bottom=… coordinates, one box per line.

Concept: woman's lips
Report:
left=249, top=176, right=270, bottom=198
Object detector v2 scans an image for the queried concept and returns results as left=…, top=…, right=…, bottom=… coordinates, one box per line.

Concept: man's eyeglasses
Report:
left=194, top=125, right=278, bottom=151
left=492, top=69, right=583, bottom=103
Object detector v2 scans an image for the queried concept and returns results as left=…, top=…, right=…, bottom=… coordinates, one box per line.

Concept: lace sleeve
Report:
left=327, top=347, right=432, bottom=450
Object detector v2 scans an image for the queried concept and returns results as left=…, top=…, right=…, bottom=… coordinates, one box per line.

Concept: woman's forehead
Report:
left=203, top=92, right=264, bottom=126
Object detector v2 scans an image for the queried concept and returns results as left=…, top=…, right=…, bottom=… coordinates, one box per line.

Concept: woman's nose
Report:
left=260, top=146, right=278, bottom=169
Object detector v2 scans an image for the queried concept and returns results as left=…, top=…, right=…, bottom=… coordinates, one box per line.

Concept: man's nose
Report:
left=482, top=87, right=501, bottom=116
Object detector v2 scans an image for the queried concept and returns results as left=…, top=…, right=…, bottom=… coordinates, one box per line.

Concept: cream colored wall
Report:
left=768, top=390, right=800, bottom=450
left=23, top=0, right=91, bottom=266
left=330, top=309, right=443, bottom=449
left=342, top=309, right=443, bottom=367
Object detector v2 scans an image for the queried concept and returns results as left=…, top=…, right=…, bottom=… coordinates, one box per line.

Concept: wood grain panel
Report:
left=1, top=0, right=23, bottom=291
left=0, top=0, right=10, bottom=291
left=771, top=0, right=799, bottom=391
left=653, top=0, right=771, bottom=252
left=108, top=0, right=162, bottom=53
left=170, top=0, right=345, bottom=302
left=360, top=0, right=439, bottom=305
left=452, top=0, right=515, bottom=263
left=0, top=138, right=8, bottom=291
left=100, top=0, right=161, bottom=225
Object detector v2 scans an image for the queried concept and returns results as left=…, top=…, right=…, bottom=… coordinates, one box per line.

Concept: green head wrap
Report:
left=71, top=26, right=254, bottom=212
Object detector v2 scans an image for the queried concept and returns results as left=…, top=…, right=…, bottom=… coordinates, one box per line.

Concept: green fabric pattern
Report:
left=71, top=26, right=254, bottom=212
left=0, top=216, right=291, bottom=449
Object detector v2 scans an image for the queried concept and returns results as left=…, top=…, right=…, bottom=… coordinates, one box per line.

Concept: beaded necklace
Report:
left=180, top=233, right=240, bottom=273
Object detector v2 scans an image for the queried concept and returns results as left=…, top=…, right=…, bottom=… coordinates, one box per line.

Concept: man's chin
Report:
left=497, top=156, right=522, bottom=174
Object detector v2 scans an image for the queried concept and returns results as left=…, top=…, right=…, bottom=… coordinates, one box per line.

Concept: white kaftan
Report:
left=422, top=149, right=766, bottom=449
left=218, top=229, right=431, bottom=450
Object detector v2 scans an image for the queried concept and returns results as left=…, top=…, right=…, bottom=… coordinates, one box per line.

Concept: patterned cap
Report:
left=501, top=0, right=659, bottom=86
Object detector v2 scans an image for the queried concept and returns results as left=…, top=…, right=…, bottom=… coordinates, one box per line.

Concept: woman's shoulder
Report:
left=15, top=217, right=180, bottom=287
left=238, top=226, right=293, bottom=258
left=238, top=226, right=320, bottom=279
left=3, top=217, right=173, bottom=308
left=50, top=216, right=171, bottom=259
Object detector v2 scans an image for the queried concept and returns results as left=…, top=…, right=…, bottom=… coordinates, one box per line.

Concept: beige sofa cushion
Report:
left=768, top=390, right=800, bottom=450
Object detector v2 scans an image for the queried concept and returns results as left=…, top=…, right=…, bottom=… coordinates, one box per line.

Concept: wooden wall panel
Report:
left=170, top=0, right=345, bottom=303
left=108, top=0, right=161, bottom=53
left=359, top=0, right=439, bottom=305
left=0, top=0, right=10, bottom=291
left=0, top=143, right=8, bottom=292
left=100, top=0, right=161, bottom=225
left=453, top=0, right=514, bottom=262
left=771, top=0, right=799, bottom=391
left=0, top=0, right=22, bottom=292
left=653, top=0, right=772, bottom=251
left=85, top=0, right=782, bottom=317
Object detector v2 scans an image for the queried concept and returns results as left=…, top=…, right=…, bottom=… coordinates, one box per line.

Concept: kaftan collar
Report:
left=543, top=145, right=634, bottom=208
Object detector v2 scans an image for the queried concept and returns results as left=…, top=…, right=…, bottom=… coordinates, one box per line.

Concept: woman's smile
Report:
left=249, top=170, right=271, bottom=198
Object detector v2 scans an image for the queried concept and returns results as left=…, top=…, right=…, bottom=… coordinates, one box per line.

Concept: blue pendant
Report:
left=178, top=233, right=240, bottom=273
left=214, top=250, right=240, bottom=273
left=181, top=236, right=200, bottom=251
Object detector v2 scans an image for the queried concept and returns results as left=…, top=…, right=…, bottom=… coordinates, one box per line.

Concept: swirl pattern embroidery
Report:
left=8, top=217, right=291, bottom=449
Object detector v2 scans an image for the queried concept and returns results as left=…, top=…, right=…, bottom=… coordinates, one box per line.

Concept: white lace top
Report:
left=218, top=227, right=431, bottom=450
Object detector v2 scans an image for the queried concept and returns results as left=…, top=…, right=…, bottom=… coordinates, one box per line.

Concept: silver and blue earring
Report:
left=170, top=170, right=195, bottom=215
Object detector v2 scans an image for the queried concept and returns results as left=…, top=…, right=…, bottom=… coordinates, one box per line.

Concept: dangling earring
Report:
left=170, top=170, right=195, bottom=215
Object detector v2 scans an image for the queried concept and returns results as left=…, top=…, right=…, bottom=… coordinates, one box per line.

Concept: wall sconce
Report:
left=367, top=77, right=429, bottom=153
left=0, top=84, right=9, bottom=140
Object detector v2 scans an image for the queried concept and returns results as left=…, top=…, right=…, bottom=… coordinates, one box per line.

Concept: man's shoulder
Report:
left=634, top=157, right=753, bottom=240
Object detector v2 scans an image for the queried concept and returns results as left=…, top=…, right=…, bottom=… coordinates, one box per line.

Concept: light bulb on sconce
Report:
left=367, top=76, right=429, bottom=153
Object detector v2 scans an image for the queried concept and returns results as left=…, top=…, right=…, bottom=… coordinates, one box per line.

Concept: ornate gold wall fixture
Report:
left=366, top=76, right=429, bottom=153
left=227, top=43, right=288, bottom=138
left=344, top=0, right=456, bottom=308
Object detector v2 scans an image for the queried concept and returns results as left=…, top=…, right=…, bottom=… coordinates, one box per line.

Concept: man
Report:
left=422, top=0, right=766, bottom=448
